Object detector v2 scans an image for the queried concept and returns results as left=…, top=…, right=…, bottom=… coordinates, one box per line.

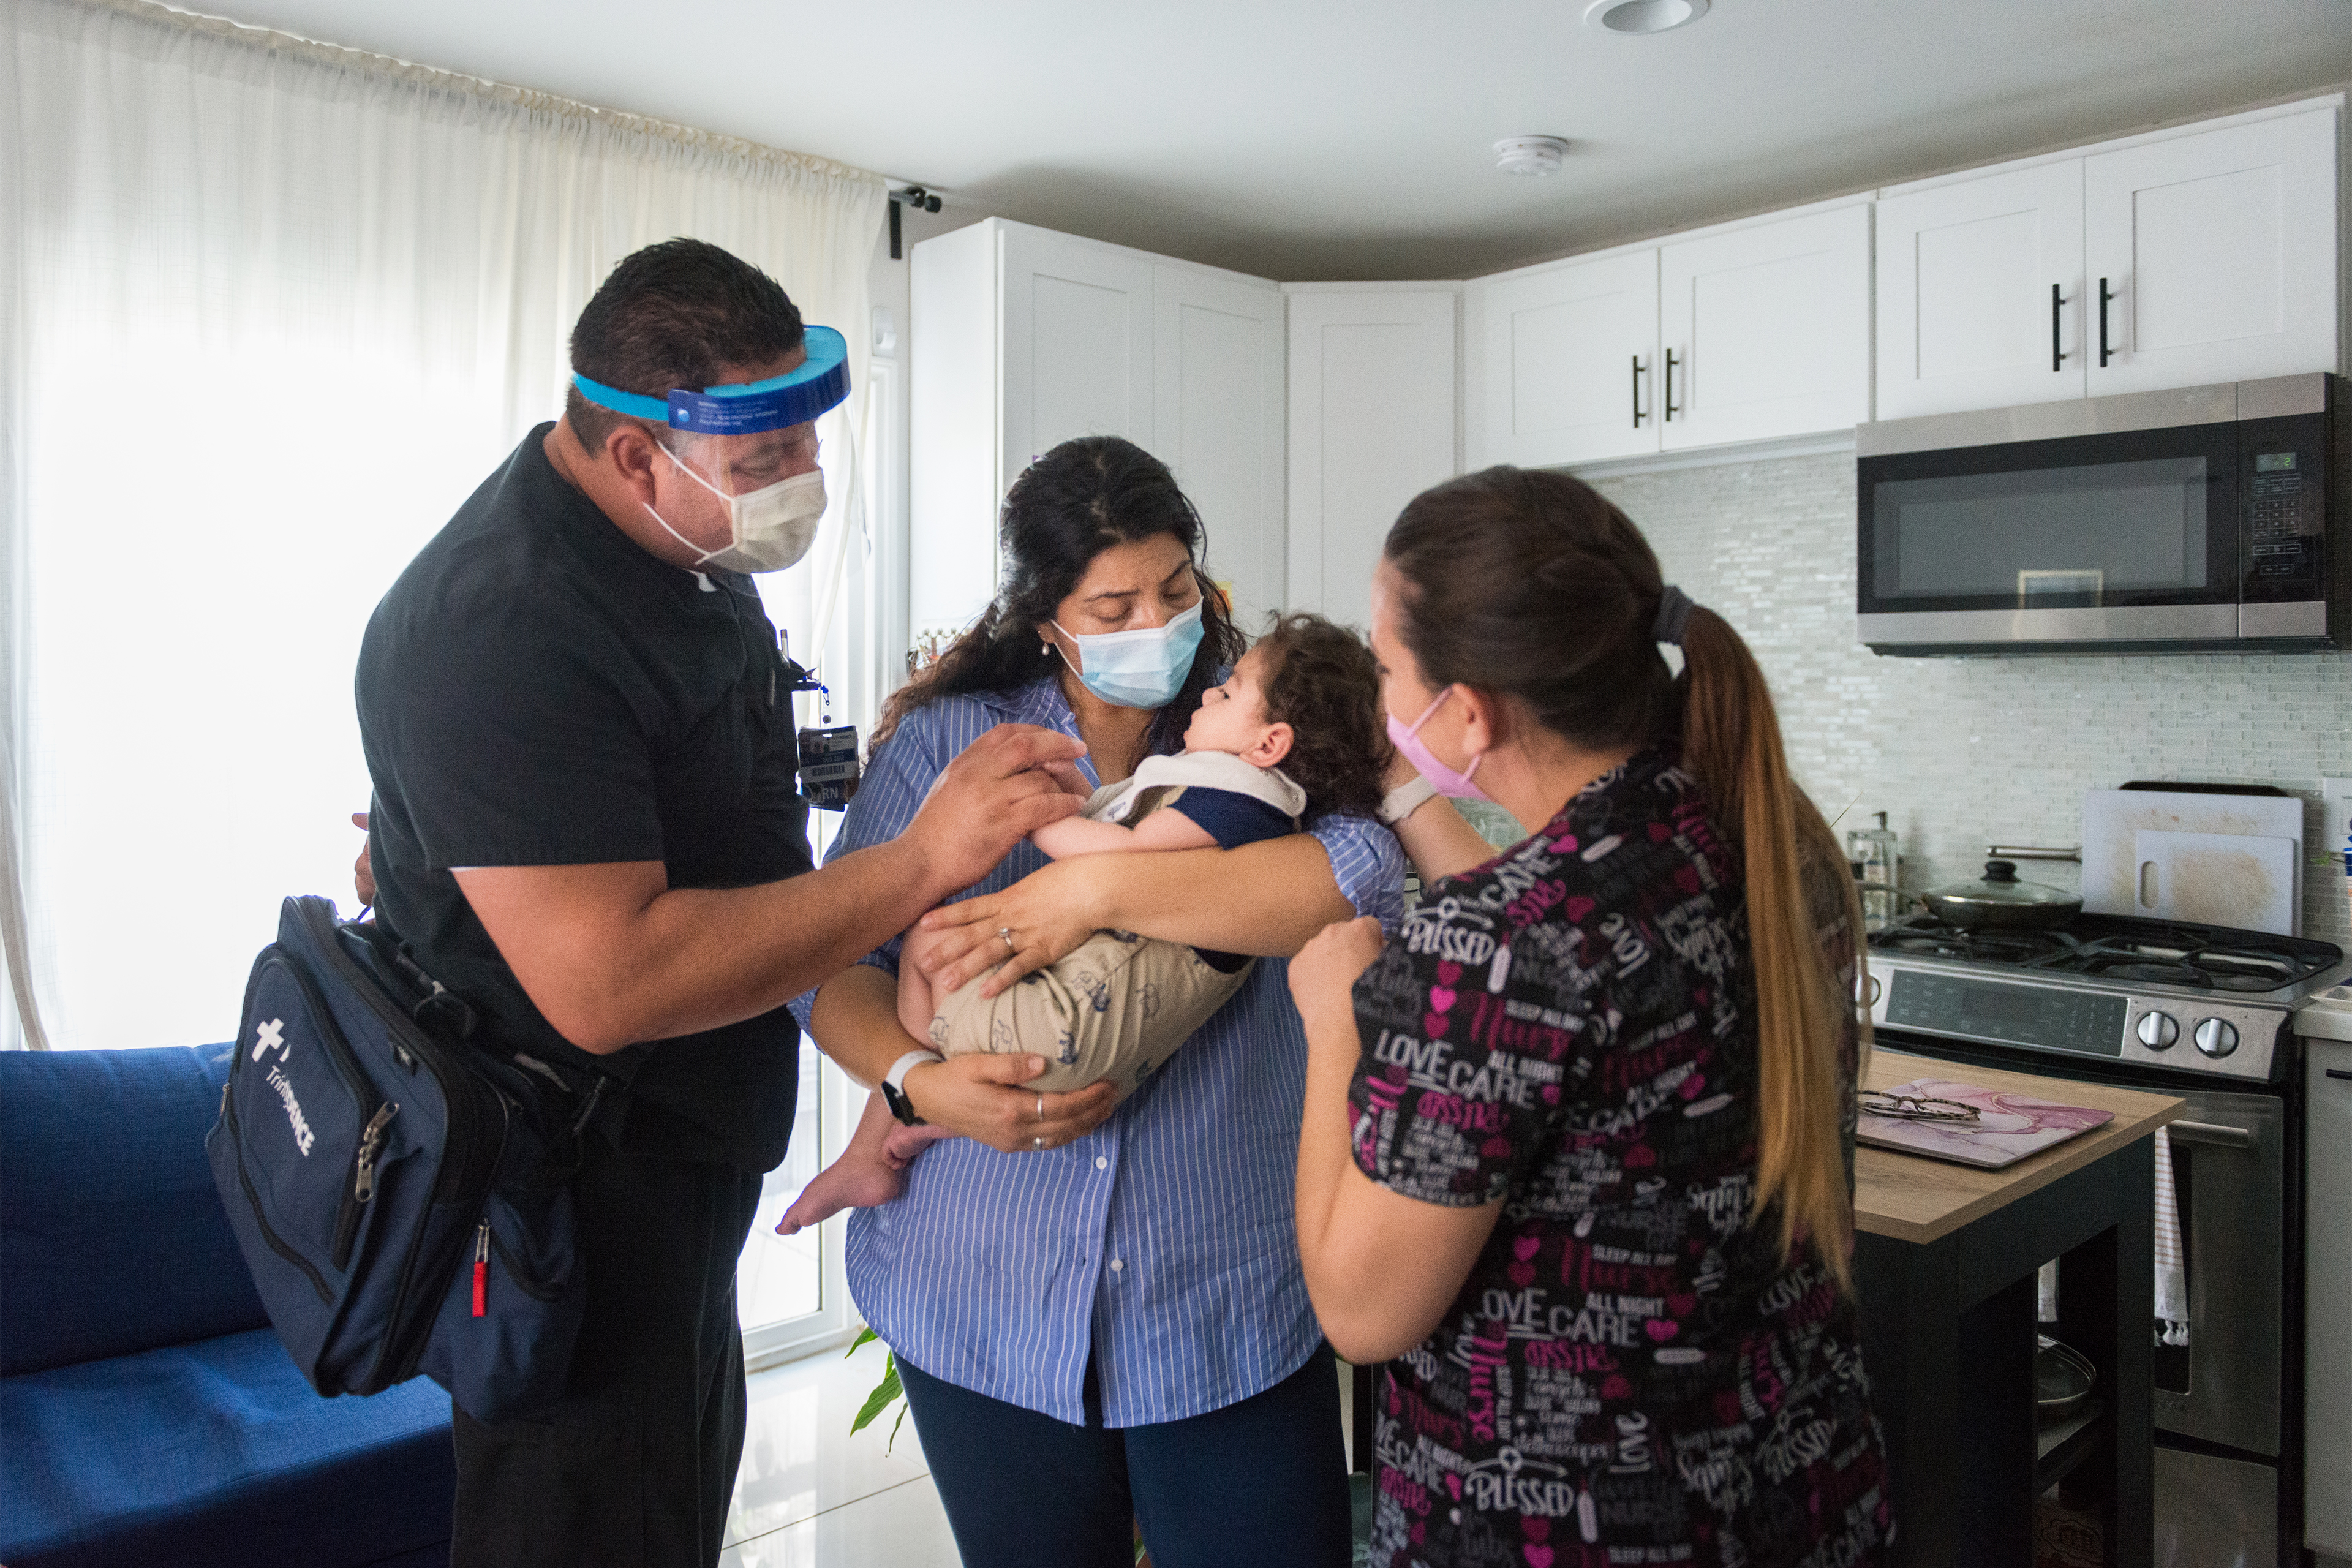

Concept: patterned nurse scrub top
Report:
left=1348, top=747, right=1890, bottom=1568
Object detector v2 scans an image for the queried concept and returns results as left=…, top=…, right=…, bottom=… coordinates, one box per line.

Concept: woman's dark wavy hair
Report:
left=872, top=435, right=1245, bottom=761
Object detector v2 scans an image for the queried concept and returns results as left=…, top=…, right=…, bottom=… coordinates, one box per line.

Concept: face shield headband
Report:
left=570, top=324, right=851, bottom=435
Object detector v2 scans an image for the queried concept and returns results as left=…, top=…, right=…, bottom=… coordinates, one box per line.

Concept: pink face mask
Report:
left=1387, top=687, right=1491, bottom=802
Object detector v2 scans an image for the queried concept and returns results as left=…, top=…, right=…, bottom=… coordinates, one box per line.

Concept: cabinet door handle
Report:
left=1631, top=355, right=1646, bottom=428
left=2098, top=277, right=2115, bottom=368
left=2326, top=1068, right=2352, bottom=1082
left=2169, top=1119, right=2255, bottom=1149
left=2051, top=284, right=2068, bottom=372
left=1664, top=349, right=1681, bottom=422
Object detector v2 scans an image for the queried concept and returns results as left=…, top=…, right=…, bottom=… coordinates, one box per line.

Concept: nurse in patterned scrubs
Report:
left=794, top=436, right=1404, bottom=1568
left=1289, top=467, right=1891, bottom=1568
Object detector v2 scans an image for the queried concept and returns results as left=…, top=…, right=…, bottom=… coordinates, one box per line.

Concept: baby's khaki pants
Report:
left=929, top=930, right=1252, bottom=1101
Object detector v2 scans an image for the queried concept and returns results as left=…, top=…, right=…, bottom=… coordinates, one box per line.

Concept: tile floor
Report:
left=718, top=1335, right=959, bottom=1567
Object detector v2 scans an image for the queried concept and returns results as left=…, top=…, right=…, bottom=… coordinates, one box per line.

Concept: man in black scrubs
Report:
left=356, top=239, right=1087, bottom=1566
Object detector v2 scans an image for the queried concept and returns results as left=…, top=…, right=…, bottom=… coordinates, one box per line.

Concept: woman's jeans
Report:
left=897, top=1340, right=1355, bottom=1568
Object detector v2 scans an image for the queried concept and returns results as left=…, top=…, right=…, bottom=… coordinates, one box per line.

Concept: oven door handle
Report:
left=2167, top=1119, right=2255, bottom=1149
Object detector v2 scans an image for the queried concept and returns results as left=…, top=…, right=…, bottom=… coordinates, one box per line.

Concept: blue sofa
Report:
left=0, top=1045, right=455, bottom=1567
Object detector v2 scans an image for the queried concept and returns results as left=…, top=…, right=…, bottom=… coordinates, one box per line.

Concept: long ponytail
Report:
left=1385, top=466, right=1865, bottom=1291
left=1679, top=609, right=1865, bottom=1291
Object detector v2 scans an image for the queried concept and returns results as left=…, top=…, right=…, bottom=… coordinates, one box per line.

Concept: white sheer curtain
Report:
left=1, top=0, right=886, bottom=1051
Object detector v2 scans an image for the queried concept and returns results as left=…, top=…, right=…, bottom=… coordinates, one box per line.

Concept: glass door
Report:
left=733, top=364, right=896, bottom=1368
left=736, top=1034, right=856, bottom=1368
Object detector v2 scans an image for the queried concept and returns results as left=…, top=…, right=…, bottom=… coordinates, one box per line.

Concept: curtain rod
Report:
left=74, top=0, right=888, bottom=190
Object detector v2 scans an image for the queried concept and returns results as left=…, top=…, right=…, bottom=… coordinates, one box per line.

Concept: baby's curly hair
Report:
left=1254, top=612, right=1392, bottom=820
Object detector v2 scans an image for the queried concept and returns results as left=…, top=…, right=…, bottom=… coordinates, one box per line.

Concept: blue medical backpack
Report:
left=206, top=895, right=604, bottom=1423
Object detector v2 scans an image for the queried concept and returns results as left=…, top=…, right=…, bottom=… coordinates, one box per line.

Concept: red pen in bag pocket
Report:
left=472, top=1219, right=489, bottom=1317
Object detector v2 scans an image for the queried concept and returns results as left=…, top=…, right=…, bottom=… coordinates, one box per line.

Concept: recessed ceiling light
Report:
left=1584, top=0, right=1710, bottom=33
left=1494, top=136, right=1571, bottom=176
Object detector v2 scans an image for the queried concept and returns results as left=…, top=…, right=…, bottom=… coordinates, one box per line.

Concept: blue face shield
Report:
left=571, top=325, right=851, bottom=435
left=1052, top=602, right=1206, bottom=710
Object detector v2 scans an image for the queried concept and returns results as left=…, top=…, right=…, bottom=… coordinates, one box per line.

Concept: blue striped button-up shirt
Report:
left=790, top=676, right=1405, bottom=1427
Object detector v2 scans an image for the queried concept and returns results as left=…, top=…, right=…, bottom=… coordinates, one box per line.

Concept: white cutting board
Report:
left=2082, top=790, right=2303, bottom=933
left=2128, top=830, right=2299, bottom=935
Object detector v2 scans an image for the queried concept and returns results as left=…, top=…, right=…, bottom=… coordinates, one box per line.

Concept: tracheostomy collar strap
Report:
left=571, top=324, right=851, bottom=435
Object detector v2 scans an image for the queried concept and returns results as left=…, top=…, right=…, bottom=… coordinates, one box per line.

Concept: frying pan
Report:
left=1915, top=859, right=2082, bottom=932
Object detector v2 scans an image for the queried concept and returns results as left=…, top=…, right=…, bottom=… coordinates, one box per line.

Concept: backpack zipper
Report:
left=332, top=1101, right=402, bottom=1271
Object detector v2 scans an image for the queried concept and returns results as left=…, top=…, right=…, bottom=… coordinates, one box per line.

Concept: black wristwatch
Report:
left=881, top=1050, right=943, bottom=1126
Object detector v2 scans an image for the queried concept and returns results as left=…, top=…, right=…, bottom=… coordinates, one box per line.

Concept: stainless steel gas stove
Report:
left=1865, top=911, right=2349, bottom=1084
left=1864, top=910, right=2350, bottom=1567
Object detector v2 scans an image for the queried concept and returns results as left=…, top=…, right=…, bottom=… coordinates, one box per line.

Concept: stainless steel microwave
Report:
left=1856, top=374, right=2348, bottom=656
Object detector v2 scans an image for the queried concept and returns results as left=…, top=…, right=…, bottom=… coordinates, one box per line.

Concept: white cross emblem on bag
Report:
left=252, top=1017, right=288, bottom=1063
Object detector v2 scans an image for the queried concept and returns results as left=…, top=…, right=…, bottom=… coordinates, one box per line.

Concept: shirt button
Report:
left=1095, top=1156, right=1109, bottom=1170
left=1110, top=1258, right=1125, bottom=1273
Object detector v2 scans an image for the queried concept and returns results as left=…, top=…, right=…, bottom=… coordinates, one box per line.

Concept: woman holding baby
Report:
left=796, top=435, right=1403, bottom=1567
left=802, top=437, right=1887, bottom=1567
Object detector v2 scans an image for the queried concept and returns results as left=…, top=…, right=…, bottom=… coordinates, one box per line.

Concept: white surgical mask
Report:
left=1050, top=601, right=1205, bottom=710
left=647, top=445, right=826, bottom=575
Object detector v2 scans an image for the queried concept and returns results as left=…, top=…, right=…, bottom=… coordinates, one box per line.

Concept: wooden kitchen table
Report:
left=1854, top=1050, right=2183, bottom=1568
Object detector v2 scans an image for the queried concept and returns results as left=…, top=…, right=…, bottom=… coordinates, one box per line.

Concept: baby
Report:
left=780, top=612, right=1387, bottom=1233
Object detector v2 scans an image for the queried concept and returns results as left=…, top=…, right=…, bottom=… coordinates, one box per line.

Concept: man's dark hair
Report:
left=565, top=238, right=805, bottom=452
left=1254, top=612, right=1390, bottom=820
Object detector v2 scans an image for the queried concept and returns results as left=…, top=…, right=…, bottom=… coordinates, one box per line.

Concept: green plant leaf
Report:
left=850, top=1354, right=903, bottom=1437
left=887, top=1401, right=910, bottom=1454
left=846, top=1325, right=880, bottom=1357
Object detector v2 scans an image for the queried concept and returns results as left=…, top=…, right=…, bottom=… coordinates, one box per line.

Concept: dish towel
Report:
left=2153, top=1127, right=2190, bottom=1347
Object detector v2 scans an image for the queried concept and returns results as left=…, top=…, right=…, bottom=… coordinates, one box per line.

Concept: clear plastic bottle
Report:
left=1847, top=811, right=1901, bottom=933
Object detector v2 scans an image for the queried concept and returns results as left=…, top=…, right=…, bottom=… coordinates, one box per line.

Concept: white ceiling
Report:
left=195, top=0, right=2352, bottom=280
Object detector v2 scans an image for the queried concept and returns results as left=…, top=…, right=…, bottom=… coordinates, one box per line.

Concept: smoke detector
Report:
left=1493, top=136, right=1571, bottom=176
left=1585, top=0, right=1711, bottom=32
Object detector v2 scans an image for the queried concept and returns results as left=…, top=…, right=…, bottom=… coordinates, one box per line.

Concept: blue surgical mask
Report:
left=1051, top=601, right=1205, bottom=710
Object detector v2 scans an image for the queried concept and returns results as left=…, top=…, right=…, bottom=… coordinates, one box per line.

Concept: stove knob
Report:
left=2136, top=1011, right=2180, bottom=1050
left=2193, top=1018, right=2240, bottom=1058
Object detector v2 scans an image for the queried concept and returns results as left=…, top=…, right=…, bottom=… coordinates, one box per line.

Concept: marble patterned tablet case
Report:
left=1856, top=1077, right=2115, bottom=1170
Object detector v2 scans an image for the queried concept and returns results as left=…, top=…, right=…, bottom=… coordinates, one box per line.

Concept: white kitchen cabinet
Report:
left=998, top=224, right=1155, bottom=478
left=1877, top=102, right=2339, bottom=419
left=909, top=218, right=1284, bottom=646
left=2309, top=1038, right=2352, bottom=1561
left=1285, top=286, right=1458, bottom=632
left=1466, top=202, right=1869, bottom=467
left=2083, top=108, right=2339, bottom=396
left=1472, top=250, right=1657, bottom=467
left=1154, top=267, right=1287, bottom=634
left=1659, top=203, right=1871, bottom=450
left=1877, top=161, right=2087, bottom=419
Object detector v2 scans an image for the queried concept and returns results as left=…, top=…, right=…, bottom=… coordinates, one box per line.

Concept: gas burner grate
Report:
left=2062, top=932, right=2312, bottom=992
left=1867, top=911, right=2342, bottom=993
left=1871, top=918, right=2076, bottom=965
